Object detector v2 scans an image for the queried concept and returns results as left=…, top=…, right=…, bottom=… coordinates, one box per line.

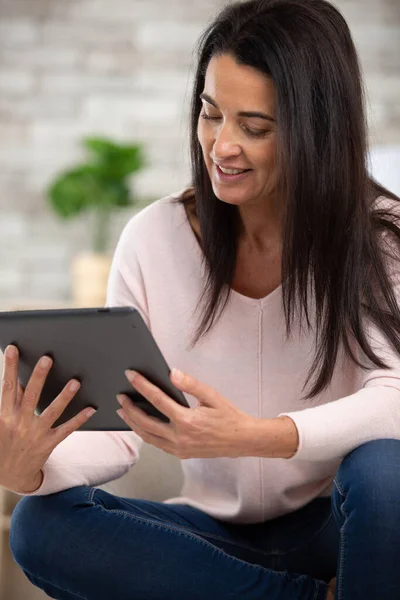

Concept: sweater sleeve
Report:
left=279, top=385, right=400, bottom=462
left=13, top=216, right=146, bottom=496
left=280, top=220, right=400, bottom=462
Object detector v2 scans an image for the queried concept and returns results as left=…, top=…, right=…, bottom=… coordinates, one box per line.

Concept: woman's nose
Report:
left=212, top=124, right=241, bottom=159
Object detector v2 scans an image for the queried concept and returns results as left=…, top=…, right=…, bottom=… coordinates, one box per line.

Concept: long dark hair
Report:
left=176, top=0, right=400, bottom=400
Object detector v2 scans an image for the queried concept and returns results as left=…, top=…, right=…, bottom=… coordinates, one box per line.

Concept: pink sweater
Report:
left=15, top=190, right=400, bottom=523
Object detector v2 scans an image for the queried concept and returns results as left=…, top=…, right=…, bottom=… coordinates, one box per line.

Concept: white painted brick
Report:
left=30, top=119, right=139, bottom=157
left=0, top=19, right=40, bottom=45
left=0, top=0, right=398, bottom=306
left=84, top=50, right=138, bottom=74
left=146, top=138, right=190, bottom=168
left=0, top=174, right=39, bottom=213
left=0, top=95, right=78, bottom=119
left=0, top=268, right=24, bottom=296
left=61, top=0, right=223, bottom=22
left=38, top=72, right=136, bottom=95
left=337, top=0, right=385, bottom=27
left=381, top=0, right=400, bottom=24
left=25, top=213, right=87, bottom=246
left=136, top=21, right=204, bottom=51
left=372, top=128, right=400, bottom=146
left=134, top=69, right=193, bottom=95
left=0, top=213, right=28, bottom=240
left=109, top=206, right=140, bottom=243
left=67, top=0, right=146, bottom=22
left=0, top=143, right=79, bottom=171
left=0, top=47, right=81, bottom=70
left=0, top=122, right=30, bottom=145
left=366, top=101, right=387, bottom=128
left=23, top=271, right=71, bottom=300
left=0, top=0, right=52, bottom=19
left=365, top=75, right=400, bottom=104
left=82, top=95, right=181, bottom=122
left=30, top=120, right=91, bottom=146
left=133, top=166, right=191, bottom=199
left=64, top=0, right=222, bottom=22
left=0, top=69, right=35, bottom=93
left=21, top=245, right=70, bottom=269
left=351, top=25, right=400, bottom=56
left=378, top=37, right=400, bottom=75
left=48, top=0, right=82, bottom=19
left=125, top=118, right=186, bottom=141
left=41, top=21, right=136, bottom=47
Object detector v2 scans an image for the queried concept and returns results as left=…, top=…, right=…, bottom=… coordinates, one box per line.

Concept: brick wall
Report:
left=0, top=0, right=399, bottom=304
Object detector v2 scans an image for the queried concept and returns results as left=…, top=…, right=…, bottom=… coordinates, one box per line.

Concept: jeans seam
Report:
left=313, top=581, right=322, bottom=600
left=271, top=512, right=334, bottom=556
left=333, top=478, right=347, bottom=600
left=107, top=508, right=325, bottom=594
left=88, top=486, right=97, bottom=503
left=90, top=487, right=333, bottom=561
left=22, top=503, right=321, bottom=600
left=99, top=505, right=293, bottom=580
left=21, top=566, right=89, bottom=600
left=35, top=487, right=322, bottom=597
left=90, top=488, right=262, bottom=555
left=333, top=477, right=346, bottom=498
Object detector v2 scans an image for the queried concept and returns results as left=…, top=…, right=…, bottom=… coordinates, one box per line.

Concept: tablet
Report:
left=0, top=307, right=190, bottom=430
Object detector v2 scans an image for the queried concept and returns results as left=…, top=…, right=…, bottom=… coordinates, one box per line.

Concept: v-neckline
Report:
left=177, top=197, right=283, bottom=307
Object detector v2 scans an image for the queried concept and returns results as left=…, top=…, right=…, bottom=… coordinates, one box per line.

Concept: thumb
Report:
left=170, top=368, right=222, bottom=407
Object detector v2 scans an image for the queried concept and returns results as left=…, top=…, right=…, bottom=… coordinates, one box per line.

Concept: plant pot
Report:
left=70, top=252, right=112, bottom=307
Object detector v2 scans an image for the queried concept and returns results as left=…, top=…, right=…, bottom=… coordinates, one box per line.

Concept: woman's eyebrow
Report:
left=200, top=92, right=275, bottom=123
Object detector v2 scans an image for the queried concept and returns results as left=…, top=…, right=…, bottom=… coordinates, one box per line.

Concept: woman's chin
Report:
left=211, top=183, right=253, bottom=206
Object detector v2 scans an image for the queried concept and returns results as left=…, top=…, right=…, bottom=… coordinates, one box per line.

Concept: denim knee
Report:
left=9, top=486, right=92, bottom=571
left=334, top=439, right=400, bottom=514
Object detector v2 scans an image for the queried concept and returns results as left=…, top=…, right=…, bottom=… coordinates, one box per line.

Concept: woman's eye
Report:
left=243, top=127, right=268, bottom=138
left=200, top=112, right=269, bottom=138
left=200, top=112, right=220, bottom=121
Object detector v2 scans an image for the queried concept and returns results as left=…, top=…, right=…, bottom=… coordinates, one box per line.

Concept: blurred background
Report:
left=0, top=0, right=398, bottom=309
left=0, top=0, right=399, bottom=598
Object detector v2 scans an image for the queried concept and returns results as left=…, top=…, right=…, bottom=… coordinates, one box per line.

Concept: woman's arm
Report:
left=244, top=415, right=300, bottom=459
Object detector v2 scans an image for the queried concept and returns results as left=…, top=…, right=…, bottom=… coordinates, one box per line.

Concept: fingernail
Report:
left=40, top=356, right=52, bottom=368
left=6, top=345, right=17, bottom=358
left=116, top=395, right=124, bottom=406
left=171, top=368, right=183, bottom=382
left=125, top=370, right=137, bottom=382
left=69, top=380, right=80, bottom=392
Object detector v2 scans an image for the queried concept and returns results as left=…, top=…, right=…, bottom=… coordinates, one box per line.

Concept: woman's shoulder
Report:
left=114, top=188, right=193, bottom=257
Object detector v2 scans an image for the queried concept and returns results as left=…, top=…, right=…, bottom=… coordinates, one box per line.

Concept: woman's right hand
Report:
left=0, top=344, right=97, bottom=494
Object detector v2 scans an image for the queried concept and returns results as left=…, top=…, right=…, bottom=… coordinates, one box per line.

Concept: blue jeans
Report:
left=8, top=439, right=400, bottom=600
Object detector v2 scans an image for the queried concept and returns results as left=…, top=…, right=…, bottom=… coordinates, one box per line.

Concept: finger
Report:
left=0, top=345, right=20, bottom=418
left=50, top=395, right=97, bottom=446
left=40, top=378, right=82, bottom=427
left=170, top=369, right=220, bottom=406
left=20, top=355, right=53, bottom=420
left=117, top=394, right=173, bottom=439
left=16, top=381, right=25, bottom=408
left=117, top=409, right=173, bottom=452
left=125, top=371, right=187, bottom=421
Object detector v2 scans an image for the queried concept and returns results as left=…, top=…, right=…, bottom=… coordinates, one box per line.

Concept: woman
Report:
left=3, top=1, right=400, bottom=599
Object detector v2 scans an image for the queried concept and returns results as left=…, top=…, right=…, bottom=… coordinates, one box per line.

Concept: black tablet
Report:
left=0, top=307, right=190, bottom=430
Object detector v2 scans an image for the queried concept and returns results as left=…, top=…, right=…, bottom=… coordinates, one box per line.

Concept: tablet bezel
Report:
left=0, top=307, right=190, bottom=430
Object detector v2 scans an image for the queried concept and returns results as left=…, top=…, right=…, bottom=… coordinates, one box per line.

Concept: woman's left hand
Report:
left=116, top=368, right=256, bottom=459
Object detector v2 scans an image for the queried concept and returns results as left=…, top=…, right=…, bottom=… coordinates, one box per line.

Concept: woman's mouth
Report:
left=214, top=164, right=252, bottom=183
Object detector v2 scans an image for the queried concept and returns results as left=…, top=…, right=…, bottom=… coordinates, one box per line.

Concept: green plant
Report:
left=47, top=136, right=145, bottom=253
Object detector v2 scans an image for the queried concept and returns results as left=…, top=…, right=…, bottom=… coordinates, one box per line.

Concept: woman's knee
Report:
left=9, top=485, right=94, bottom=570
left=334, top=439, right=400, bottom=509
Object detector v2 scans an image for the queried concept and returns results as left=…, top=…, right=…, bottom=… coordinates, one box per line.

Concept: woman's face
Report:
left=197, top=53, right=278, bottom=208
